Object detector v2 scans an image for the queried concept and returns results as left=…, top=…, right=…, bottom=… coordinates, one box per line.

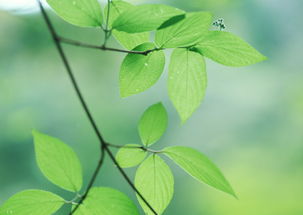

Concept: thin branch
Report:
left=107, top=143, right=163, bottom=154
left=106, top=143, right=142, bottom=149
left=37, top=1, right=107, bottom=147
left=59, top=36, right=155, bottom=55
left=59, top=37, right=101, bottom=49
left=37, top=1, right=158, bottom=214
left=70, top=146, right=106, bottom=214
left=102, top=44, right=157, bottom=55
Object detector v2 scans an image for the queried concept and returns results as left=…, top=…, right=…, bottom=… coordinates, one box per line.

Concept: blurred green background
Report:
left=1, top=0, right=303, bottom=214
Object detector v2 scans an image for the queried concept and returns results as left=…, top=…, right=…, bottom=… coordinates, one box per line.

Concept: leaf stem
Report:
left=142, top=147, right=163, bottom=154
left=37, top=1, right=158, bottom=214
left=103, top=0, right=111, bottom=46
left=106, top=143, right=163, bottom=154
left=65, top=193, right=82, bottom=204
left=105, top=0, right=111, bottom=31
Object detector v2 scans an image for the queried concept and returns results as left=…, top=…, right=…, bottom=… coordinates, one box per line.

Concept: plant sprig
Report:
left=0, top=0, right=267, bottom=214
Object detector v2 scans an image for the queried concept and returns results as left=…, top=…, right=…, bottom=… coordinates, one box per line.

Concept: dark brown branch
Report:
left=70, top=146, right=106, bottom=214
left=37, top=1, right=158, bottom=215
left=59, top=36, right=156, bottom=56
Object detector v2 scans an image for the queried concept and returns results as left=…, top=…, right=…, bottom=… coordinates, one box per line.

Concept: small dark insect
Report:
left=213, top=18, right=226, bottom=30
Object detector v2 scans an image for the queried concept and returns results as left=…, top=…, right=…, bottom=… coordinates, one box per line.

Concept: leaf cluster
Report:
left=0, top=106, right=235, bottom=215
left=0, top=131, right=140, bottom=215
left=0, top=0, right=267, bottom=214
left=46, top=0, right=266, bottom=123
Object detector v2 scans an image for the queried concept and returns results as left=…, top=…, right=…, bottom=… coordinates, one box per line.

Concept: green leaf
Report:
left=135, top=155, right=174, bottom=215
left=168, top=48, right=207, bottom=122
left=155, top=12, right=213, bottom=48
left=33, top=130, right=83, bottom=192
left=74, top=187, right=139, bottom=215
left=46, top=0, right=103, bottom=27
left=112, top=4, right=184, bottom=33
left=163, top=146, right=236, bottom=197
left=104, top=0, right=132, bottom=28
left=194, top=31, right=267, bottom=66
left=116, top=144, right=147, bottom=168
left=138, top=103, right=168, bottom=146
left=104, top=0, right=150, bottom=50
left=0, top=190, right=64, bottom=215
left=112, top=31, right=150, bottom=50
left=119, top=42, right=165, bottom=97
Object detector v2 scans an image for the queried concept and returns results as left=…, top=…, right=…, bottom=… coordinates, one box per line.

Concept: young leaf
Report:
left=112, top=31, right=150, bottom=50
left=0, top=190, right=64, bottom=215
left=168, top=48, right=207, bottom=122
left=104, top=0, right=132, bottom=27
left=104, top=0, right=150, bottom=50
left=112, top=4, right=184, bottom=33
left=135, top=155, right=174, bottom=215
left=163, top=146, right=236, bottom=197
left=46, top=0, right=103, bottom=27
left=138, top=103, right=168, bottom=147
left=116, top=144, right=147, bottom=168
left=194, top=31, right=267, bottom=66
left=33, top=130, right=83, bottom=192
left=73, top=187, right=139, bottom=215
left=155, top=12, right=213, bottom=48
left=119, top=42, right=165, bottom=97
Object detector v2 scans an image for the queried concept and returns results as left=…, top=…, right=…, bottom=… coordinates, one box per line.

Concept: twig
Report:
left=59, top=36, right=155, bottom=55
left=70, top=146, right=106, bottom=214
left=107, top=143, right=163, bottom=154
left=37, top=1, right=158, bottom=214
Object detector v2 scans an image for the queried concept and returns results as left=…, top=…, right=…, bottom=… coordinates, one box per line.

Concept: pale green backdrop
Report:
left=0, top=0, right=302, bottom=214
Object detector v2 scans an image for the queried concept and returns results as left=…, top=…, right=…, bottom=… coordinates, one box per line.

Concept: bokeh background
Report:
left=1, top=0, right=303, bottom=214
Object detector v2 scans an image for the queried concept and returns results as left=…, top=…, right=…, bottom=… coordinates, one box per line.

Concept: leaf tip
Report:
left=119, top=88, right=131, bottom=98
left=32, top=129, right=40, bottom=135
left=32, top=129, right=38, bottom=136
left=261, top=54, right=268, bottom=62
left=233, top=192, right=239, bottom=199
left=154, top=101, right=165, bottom=109
left=219, top=179, right=238, bottom=199
left=178, top=112, right=191, bottom=124
left=32, top=129, right=42, bottom=143
left=227, top=186, right=238, bottom=199
left=206, top=11, right=214, bottom=19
